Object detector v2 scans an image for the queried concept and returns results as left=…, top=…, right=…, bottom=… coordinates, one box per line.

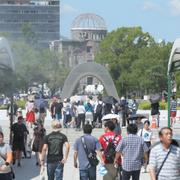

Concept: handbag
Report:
left=81, top=136, right=99, bottom=166
left=156, top=145, right=171, bottom=180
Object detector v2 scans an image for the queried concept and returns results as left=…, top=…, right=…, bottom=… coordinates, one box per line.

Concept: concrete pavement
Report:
left=1, top=109, right=180, bottom=180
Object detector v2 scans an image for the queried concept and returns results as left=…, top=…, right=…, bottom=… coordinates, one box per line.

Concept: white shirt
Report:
left=76, top=105, right=86, bottom=114
left=137, top=128, right=152, bottom=142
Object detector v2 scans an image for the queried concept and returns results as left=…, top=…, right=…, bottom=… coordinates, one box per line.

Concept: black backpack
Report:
left=104, top=135, right=117, bottom=163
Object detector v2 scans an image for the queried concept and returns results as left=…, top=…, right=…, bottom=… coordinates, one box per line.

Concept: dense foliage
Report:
left=96, top=27, right=173, bottom=97
left=0, top=24, right=69, bottom=96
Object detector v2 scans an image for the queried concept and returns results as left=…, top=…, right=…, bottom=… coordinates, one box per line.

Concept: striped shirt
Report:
left=170, top=100, right=177, bottom=112
left=149, top=144, right=180, bottom=180
left=116, top=134, right=149, bottom=171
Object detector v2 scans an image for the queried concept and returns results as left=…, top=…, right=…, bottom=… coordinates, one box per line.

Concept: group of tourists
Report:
left=0, top=94, right=179, bottom=180
left=40, top=119, right=180, bottom=180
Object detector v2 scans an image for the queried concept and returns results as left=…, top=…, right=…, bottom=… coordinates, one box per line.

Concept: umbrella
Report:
left=127, top=114, right=147, bottom=121
left=102, top=96, right=118, bottom=105
left=102, top=113, right=120, bottom=121
left=150, top=94, right=161, bottom=104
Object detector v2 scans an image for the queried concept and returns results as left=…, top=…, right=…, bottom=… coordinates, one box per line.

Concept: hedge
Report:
left=139, top=101, right=170, bottom=110
left=0, top=99, right=26, bottom=110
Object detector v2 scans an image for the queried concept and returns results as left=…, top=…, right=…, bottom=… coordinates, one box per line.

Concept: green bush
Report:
left=138, top=102, right=151, bottom=110
left=16, top=100, right=26, bottom=109
left=159, top=102, right=167, bottom=110
left=0, top=104, right=7, bottom=110
left=139, top=101, right=167, bottom=110
left=0, top=99, right=26, bottom=110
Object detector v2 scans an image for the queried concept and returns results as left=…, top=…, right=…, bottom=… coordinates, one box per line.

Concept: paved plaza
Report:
left=0, top=109, right=180, bottom=180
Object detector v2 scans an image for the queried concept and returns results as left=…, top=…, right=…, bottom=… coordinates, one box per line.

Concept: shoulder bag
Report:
left=156, top=145, right=171, bottom=180
left=81, top=136, right=99, bottom=167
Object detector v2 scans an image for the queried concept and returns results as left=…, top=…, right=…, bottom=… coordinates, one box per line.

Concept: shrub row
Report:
left=0, top=99, right=26, bottom=110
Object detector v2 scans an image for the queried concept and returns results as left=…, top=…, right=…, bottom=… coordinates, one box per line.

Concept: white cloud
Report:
left=169, top=0, right=180, bottom=15
left=142, top=1, right=158, bottom=11
left=61, top=4, right=78, bottom=14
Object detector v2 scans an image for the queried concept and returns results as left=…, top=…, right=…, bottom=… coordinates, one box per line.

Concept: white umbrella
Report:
left=102, top=113, right=120, bottom=121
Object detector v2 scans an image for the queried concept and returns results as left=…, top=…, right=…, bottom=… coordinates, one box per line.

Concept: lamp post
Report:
left=167, top=73, right=172, bottom=128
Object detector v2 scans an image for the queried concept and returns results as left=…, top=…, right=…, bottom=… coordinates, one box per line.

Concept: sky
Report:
left=60, top=0, right=180, bottom=42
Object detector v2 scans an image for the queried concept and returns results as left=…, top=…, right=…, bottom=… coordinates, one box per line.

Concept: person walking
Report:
left=115, top=124, right=148, bottom=180
left=25, top=97, right=35, bottom=129
left=119, top=97, right=128, bottom=127
left=0, top=132, right=13, bottom=180
left=93, top=97, right=103, bottom=128
left=40, top=120, right=70, bottom=180
left=7, top=100, right=18, bottom=122
left=73, top=124, right=103, bottom=180
left=11, top=116, right=29, bottom=167
left=150, top=101, right=160, bottom=127
left=137, top=120, right=153, bottom=173
left=32, top=123, right=46, bottom=166
left=76, top=101, right=86, bottom=131
left=99, top=121, right=122, bottom=180
left=54, top=98, right=63, bottom=122
left=49, top=96, right=57, bottom=119
left=149, top=127, right=180, bottom=180
left=84, top=100, right=94, bottom=125
left=170, top=96, right=177, bottom=127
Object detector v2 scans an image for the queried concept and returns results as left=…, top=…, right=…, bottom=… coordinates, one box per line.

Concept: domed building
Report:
left=49, top=13, right=107, bottom=91
left=71, top=13, right=107, bottom=41
left=50, top=13, right=107, bottom=68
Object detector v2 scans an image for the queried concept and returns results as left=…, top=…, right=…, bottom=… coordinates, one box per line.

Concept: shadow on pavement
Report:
left=13, top=154, right=41, bottom=180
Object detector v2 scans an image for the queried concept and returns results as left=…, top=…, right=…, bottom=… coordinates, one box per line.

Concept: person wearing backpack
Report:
left=115, top=124, right=148, bottom=180
left=40, top=120, right=70, bottom=180
left=99, top=121, right=122, bottom=180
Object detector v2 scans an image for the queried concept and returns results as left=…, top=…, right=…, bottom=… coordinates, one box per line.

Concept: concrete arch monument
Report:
left=61, top=62, right=119, bottom=100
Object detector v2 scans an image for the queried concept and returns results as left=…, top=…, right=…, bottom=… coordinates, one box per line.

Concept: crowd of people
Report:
left=0, top=94, right=179, bottom=180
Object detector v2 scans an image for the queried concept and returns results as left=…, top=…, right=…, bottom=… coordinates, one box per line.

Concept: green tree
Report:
left=12, top=40, right=69, bottom=95
left=96, top=27, right=172, bottom=97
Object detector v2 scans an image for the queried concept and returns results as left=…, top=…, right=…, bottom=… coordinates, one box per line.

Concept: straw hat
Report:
left=51, top=120, right=62, bottom=131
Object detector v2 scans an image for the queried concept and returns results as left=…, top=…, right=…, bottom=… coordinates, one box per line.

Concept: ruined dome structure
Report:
left=71, top=13, right=107, bottom=41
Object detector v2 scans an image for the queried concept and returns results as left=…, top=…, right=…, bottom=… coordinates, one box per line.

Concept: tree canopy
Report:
left=11, top=40, right=69, bottom=95
left=96, top=27, right=172, bottom=97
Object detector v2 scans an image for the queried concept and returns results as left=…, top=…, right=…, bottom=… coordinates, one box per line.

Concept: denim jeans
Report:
left=79, top=166, right=96, bottom=180
left=55, top=113, right=62, bottom=120
left=122, top=169, right=140, bottom=180
left=0, top=172, right=12, bottom=180
left=47, top=162, right=64, bottom=180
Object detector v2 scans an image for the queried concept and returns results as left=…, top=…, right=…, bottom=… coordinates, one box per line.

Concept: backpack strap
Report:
left=103, top=134, right=118, bottom=144
left=156, top=145, right=172, bottom=179
left=140, top=129, right=143, bottom=137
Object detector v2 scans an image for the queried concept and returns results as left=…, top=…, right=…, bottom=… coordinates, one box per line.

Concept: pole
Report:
left=9, top=94, right=13, bottom=145
left=9, top=70, right=14, bottom=145
left=167, top=73, right=171, bottom=128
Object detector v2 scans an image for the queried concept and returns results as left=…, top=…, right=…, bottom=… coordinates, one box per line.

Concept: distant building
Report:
left=0, top=0, right=59, bottom=48
left=50, top=13, right=107, bottom=67
left=49, top=13, right=107, bottom=93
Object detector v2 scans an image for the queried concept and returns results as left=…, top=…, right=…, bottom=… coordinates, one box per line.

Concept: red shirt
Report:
left=99, top=131, right=122, bottom=164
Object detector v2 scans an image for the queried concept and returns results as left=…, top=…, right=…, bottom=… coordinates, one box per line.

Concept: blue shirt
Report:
left=74, top=134, right=101, bottom=170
